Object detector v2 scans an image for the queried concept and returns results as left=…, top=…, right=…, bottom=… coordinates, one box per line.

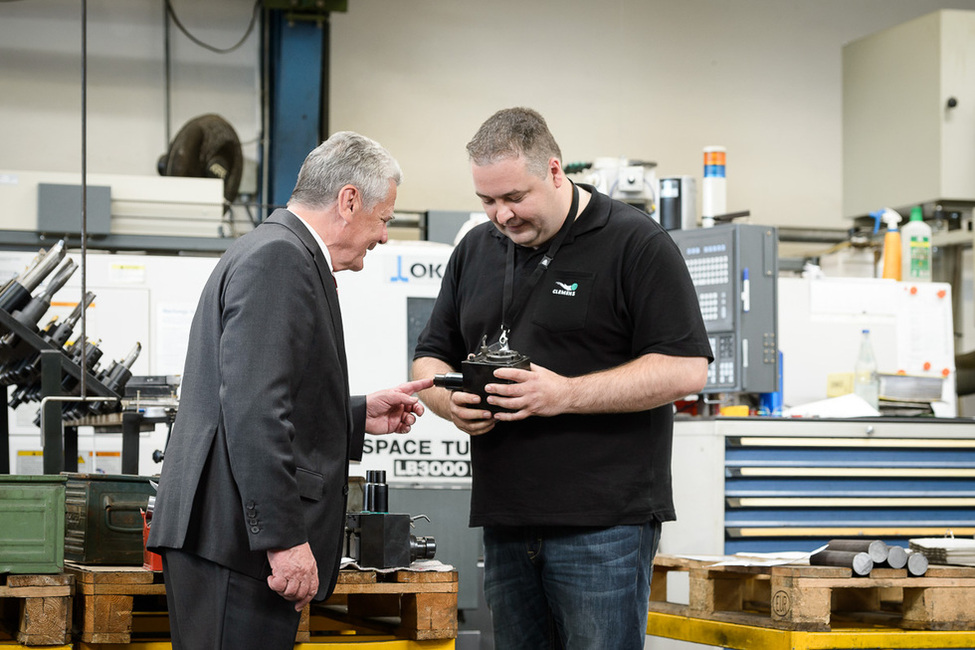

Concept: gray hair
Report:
left=289, top=131, right=402, bottom=210
left=466, top=107, right=562, bottom=178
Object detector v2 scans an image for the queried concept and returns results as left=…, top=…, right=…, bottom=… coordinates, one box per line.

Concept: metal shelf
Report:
left=0, top=307, right=120, bottom=475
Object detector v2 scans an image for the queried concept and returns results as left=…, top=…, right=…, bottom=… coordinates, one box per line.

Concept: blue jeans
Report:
left=483, top=522, right=662, bottom=650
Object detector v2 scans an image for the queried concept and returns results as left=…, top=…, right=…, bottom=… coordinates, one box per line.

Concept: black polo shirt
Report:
left=415, top=185, right=712, bottom=527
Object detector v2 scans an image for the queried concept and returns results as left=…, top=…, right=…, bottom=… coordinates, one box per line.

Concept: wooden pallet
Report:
left=650, top=553, right=975, bottom=631
left=64, top=564, right=456, bottom=644
left=0, top=573, right=73, bottom=646
left=64, top=564, right=309, bottom=645
left=308, top=569, right=459, bottom=641
left=63, top=563, right=167, bottom=644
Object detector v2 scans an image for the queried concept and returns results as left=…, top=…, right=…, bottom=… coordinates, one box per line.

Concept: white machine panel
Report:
left=337, top=241, right=468, bottom=484
left=777, top=276, right=956, bottom=413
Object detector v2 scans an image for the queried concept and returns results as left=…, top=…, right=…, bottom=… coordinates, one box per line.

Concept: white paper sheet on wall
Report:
left=779, top=277, right=957, bottom=413
left=156, top=303, right=197, bottom=376
left=896, top=283, right=955, bottom=376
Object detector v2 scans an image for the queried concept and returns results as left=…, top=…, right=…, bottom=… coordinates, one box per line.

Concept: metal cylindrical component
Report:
left=810, top=549, right=874, bottom=576
left=363, top=483, right=374, bottom=512
left=659, top=176, right=697, bottom=231
left=372, top=483, right=388, bottom=513
left=885, top=544, right=908, bottom=569
left=0, top=244, right=63, bottom=312
left=410, top=535, right=437, bottom=561
left=65, top=292, right=95, bottom=326
left=52, top=292, right=96, bottom=346
left=19, top=240, right=66, bottom=293
left=120, top=341, right=142, bottom=369
left=90, top=342, right=142, bottom=415
left=8, top=384, right=30, bottom=409
left=433, top=372, right=464, bottom=390
left=0, top=282, right=30, bottom=314
left=827, top=539, right=888, bottom=563
left=12, top=259, right=78, bottom=328
left=36, top=258, right=77, bottom=302
left=12, top=249, right=45, bottom=284
left=362, top=470, right=388, bottom=513
left=906, top=550, right=928, bottom=576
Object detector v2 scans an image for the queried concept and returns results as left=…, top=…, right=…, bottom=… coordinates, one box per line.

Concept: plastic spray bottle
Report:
left=900, top=205, right=932, bottom=282
left=872, top=208, right=902, bottom=280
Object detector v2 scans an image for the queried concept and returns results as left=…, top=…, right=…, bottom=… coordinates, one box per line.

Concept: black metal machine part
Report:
left=432, top=341, right=530, bottom=413
left=343, top=470, right=436, bottom=569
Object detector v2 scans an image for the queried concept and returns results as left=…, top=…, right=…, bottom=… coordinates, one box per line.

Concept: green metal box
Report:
left=0, top=474, right=67, bottom=574
left=63, top=473, right=154, bottom=565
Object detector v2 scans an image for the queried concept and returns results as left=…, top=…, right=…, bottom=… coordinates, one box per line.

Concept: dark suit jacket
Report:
left=147, top=209, right=365, bottom=600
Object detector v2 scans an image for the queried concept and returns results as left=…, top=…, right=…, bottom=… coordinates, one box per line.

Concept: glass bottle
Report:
left=854, top=329, right=879, bottom=410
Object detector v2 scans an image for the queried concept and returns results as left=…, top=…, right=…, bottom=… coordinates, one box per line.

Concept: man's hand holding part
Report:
left=485, top=354, right=709, bottom=420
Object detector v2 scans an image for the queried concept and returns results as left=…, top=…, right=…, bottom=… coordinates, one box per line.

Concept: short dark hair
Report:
left=289, top=131, right=402, bottom=210
left=466, top=107, right=562, bottom=178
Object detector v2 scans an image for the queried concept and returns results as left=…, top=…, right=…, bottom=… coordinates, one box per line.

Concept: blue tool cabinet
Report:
left=664, top=417, right=975, bottom=557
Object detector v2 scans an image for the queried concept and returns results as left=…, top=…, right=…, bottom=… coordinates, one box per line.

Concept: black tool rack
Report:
left=0, top=307, right=121, bottom=475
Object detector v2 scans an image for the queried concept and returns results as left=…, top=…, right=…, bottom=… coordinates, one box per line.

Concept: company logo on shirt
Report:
left=552, top=281, right=578, bottom=296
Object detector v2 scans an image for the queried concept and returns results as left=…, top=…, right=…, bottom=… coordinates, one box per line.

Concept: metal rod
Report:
left=39, top=395, right=120, bottom=472
left=810, top=549, right=874, bottom=576
left=80, top=0, right=88, bottom=401
left=164, top=0, right=172, bottom=147
left=827, top=538, right=888, bottom=564
left=906, top=550, right=928, bottom=576
left=18, top=241, right=66, bottom=293
left=885, top=544, right=908, bottom=569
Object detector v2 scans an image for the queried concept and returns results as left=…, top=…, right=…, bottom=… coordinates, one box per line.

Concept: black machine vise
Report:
left=344, top=470, right=436, bottom=569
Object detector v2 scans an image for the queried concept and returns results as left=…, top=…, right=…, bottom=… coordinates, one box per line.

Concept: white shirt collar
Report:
left=288, top=208, right=334, bottom=274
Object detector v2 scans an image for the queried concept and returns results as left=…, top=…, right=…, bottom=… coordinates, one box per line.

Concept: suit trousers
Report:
left=161, top=548, right=302, bottom=650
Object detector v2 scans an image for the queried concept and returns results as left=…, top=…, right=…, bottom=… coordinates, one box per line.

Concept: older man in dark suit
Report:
left=147, top=132, right=431, bottom=650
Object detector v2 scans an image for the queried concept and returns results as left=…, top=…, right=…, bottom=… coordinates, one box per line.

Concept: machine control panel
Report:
left=670, top=224, right=778, bottom=394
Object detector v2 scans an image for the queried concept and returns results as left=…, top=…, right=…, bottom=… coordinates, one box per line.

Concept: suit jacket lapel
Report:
left=264, top=210, right=355, bottom=436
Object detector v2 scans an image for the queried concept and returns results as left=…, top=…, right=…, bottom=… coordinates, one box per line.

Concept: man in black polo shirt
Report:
left=412, top=107, right=713, bottom=650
